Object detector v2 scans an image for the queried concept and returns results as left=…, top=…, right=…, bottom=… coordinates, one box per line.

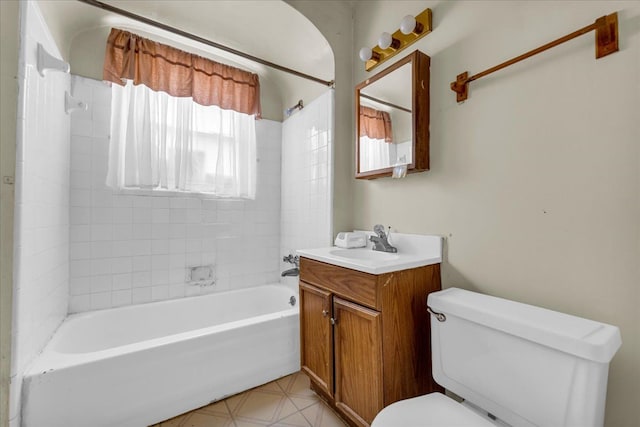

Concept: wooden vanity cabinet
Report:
left=299, top=257, right=443, bottom=427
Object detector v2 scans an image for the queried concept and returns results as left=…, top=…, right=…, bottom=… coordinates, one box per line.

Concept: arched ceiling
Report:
left=37, top=0, right=335, bottom=118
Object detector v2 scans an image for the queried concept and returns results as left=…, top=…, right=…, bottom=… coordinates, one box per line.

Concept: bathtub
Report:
left=21, top=284, right=300, bottom=427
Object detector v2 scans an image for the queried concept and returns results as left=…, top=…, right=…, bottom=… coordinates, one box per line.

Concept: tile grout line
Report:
left=153, top=372, right=346, bottom=427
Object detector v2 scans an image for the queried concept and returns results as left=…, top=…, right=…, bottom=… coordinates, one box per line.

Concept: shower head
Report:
left=284, top=99, right=304, bottom=117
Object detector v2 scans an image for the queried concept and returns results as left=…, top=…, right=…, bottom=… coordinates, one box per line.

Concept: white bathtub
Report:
left=22, top=284, right=300, bottom=427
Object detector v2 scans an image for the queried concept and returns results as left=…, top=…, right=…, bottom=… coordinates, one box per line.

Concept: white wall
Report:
left=286, top=1, right=354, bottom=239
left=10, top=1, right=70, bottom=425
left=280, top=90, right=334, bottom=276
left=68, top=75, right=282, bottom=312
left=350, top=1, right=640, bottom=425
left=0, top=1, right=19, bottom=425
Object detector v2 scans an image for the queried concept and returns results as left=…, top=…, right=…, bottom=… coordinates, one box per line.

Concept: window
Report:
left=107, top=80, right=257, bottom=199
left=102, top=28, right=261, bottom=199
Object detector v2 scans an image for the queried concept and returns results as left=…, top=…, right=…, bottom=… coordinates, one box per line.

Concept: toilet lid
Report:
left=371, top=393, right=497, bottom=427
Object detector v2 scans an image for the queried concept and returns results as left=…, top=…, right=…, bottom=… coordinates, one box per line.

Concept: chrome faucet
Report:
left=370, top=224, right=397, bottom=253
left=281, top=267, right=299, bottom=277
left=282, top=254, right=300, bottom=277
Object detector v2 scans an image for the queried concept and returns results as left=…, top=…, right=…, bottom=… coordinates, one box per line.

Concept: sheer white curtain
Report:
left=359, top=135, right=391, bottom=172
left=107, top=81, right=256, bottom=198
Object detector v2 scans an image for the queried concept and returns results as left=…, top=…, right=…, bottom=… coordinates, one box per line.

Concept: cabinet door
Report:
left=300, top=281, right=333, bottom=397
left=333, top=297, right=383, bottom=427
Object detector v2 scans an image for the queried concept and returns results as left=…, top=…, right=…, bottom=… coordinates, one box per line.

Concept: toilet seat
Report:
left=371, top=392, right=497, bottom=427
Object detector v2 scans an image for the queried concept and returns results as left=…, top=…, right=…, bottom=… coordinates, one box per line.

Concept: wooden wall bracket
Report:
left=450, top=12, right=619, bottom=103
left=595, top=13, right=619, bottom=58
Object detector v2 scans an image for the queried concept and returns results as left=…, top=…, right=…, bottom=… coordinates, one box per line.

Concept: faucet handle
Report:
left=373, top=224, right=386, bottom=237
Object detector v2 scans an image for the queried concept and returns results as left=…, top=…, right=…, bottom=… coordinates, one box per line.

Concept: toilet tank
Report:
left=428, top=288, right=621, bottom=427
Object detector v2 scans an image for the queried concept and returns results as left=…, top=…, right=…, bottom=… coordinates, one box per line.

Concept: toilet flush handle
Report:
left=427, top=306, right=446, bottom=322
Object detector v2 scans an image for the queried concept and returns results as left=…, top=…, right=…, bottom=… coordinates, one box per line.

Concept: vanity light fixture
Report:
left=358, top=47, right=381, bottom=63
left=359, top=8, right=432, bottom=72
left=378, top=32, right=400, bottom=50
left=400, top=15, right=424, bottom=36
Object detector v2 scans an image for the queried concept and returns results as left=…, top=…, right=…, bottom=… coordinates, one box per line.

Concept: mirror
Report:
left=355, top=50, right=430, bottom=179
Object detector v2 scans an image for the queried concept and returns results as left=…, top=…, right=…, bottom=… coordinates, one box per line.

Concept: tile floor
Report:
left=151, top=371, right=348, bottom=427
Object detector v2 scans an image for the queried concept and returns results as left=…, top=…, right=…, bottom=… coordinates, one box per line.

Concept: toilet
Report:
left=372, top=288, right=622, bottom=427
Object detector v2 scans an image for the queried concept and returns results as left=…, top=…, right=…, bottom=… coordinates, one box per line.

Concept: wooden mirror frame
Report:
left=355, top=50, right=430, bottom=179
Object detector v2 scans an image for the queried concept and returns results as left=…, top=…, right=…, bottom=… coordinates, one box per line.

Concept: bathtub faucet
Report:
left=282, top=253, right=300, bottom=276
left=281, top=267, right=299, bottom=277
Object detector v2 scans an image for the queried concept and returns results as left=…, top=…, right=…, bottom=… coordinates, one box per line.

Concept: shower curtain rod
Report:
left=77, top=0, right=335, bottom=88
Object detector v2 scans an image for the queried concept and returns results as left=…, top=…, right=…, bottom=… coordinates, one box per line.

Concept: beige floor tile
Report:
left=153, top=412, right=190, bottom=426
left=232, top=390, right=290, bottom=423
left=181, top=412, right=234, bottom=427
left=152, top=372, right=340, bottom=427
left=198, top=400, right=232, bottom=417
left=288, top=394, right=321, bottom=411
left=271, top=411, right=313, bottom=427
left=275, top=373, right=298, bottom=392
left=255, top=380, right=284, bottom=393
left=225, top=392, right=249, bottom=413
left=280, top=372, right=316, bottom=399
left=233, top=420, right=270, bottom=427
left=301, top=402, right=348, bottom=427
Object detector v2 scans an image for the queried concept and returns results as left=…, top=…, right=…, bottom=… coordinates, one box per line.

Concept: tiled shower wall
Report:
left=10, top=1, right=70, bottom=425
left=68, top=76, right=282, bottom=313
left=280, top=90, right=334, bottom=275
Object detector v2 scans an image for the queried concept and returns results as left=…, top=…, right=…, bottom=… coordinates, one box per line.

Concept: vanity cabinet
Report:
left=299, top=257, right=443, bottom=427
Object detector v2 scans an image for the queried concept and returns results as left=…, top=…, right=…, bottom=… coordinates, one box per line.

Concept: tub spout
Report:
left=281, top=267, right=299, bottom=277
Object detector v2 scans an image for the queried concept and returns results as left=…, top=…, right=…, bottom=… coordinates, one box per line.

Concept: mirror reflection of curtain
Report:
left=359, top=106, right=393, bottom=142
left=359, top=135, right=391, bottom=171
left=359, top=106, right=393, bottom=171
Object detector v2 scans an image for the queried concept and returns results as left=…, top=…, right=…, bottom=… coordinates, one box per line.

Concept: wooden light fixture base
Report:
left=365, top=8, right=432, bottom=72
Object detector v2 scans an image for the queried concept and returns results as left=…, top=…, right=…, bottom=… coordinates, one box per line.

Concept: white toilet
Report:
left=372, top=288, right=621, bottom=427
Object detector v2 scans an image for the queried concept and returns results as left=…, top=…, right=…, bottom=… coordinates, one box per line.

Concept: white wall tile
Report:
left=151, top=208, right=170, bottom=223
left=70, top=207, right=90, bottom=224
left=112, top=240, right=133, bottom=257
left=112, top=257, right=132, bottom=274
left=112, top=224, right=133, bottom=240
left=112, top=273, right=132, bottom=290
left=112, top=290, right=132, bottom=307
left=132, top=223, right=152, bottom=240
left=12, top=3, right=71, bottom=420
left=151, top=255, right=170, bottom=270
left=132, top=271, right=151, bottom=288
left=90, top=224, right=112, bottom=241
left=70, top=243, right=90, bottom=260
left=70, top=225, right=90, bottom=242
left=67, top=77, right=285, bottom=313
left=90, top=275, right=112, bottom=293
left=132, top=255, right=151, bottom=272
left=69, top=295, right=91, bottom=313
left=133, top=207, right=152, bottom=223
left=168, top=284, right=185, bottom=298
left=90, top=241, right=112, bottom=258
left=132, top=287, right=152, bottom=304
left=151, top=239, right=169, bottom=255
left=90, top=292, right=111, bottom=310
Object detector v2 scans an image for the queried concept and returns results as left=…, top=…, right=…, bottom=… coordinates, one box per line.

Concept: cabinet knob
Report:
left=330, top=317, right=337, bottom=325
left=322, top=310, right=329, bottom=317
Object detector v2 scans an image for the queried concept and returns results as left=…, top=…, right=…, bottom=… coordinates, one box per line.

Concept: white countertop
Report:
left=297, top=232, right=442, bottom=275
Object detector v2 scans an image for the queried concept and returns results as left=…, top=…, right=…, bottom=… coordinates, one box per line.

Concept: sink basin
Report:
left=329, top=249, right=399, bottom=261
left=297, top=233, right=442, bottom=275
